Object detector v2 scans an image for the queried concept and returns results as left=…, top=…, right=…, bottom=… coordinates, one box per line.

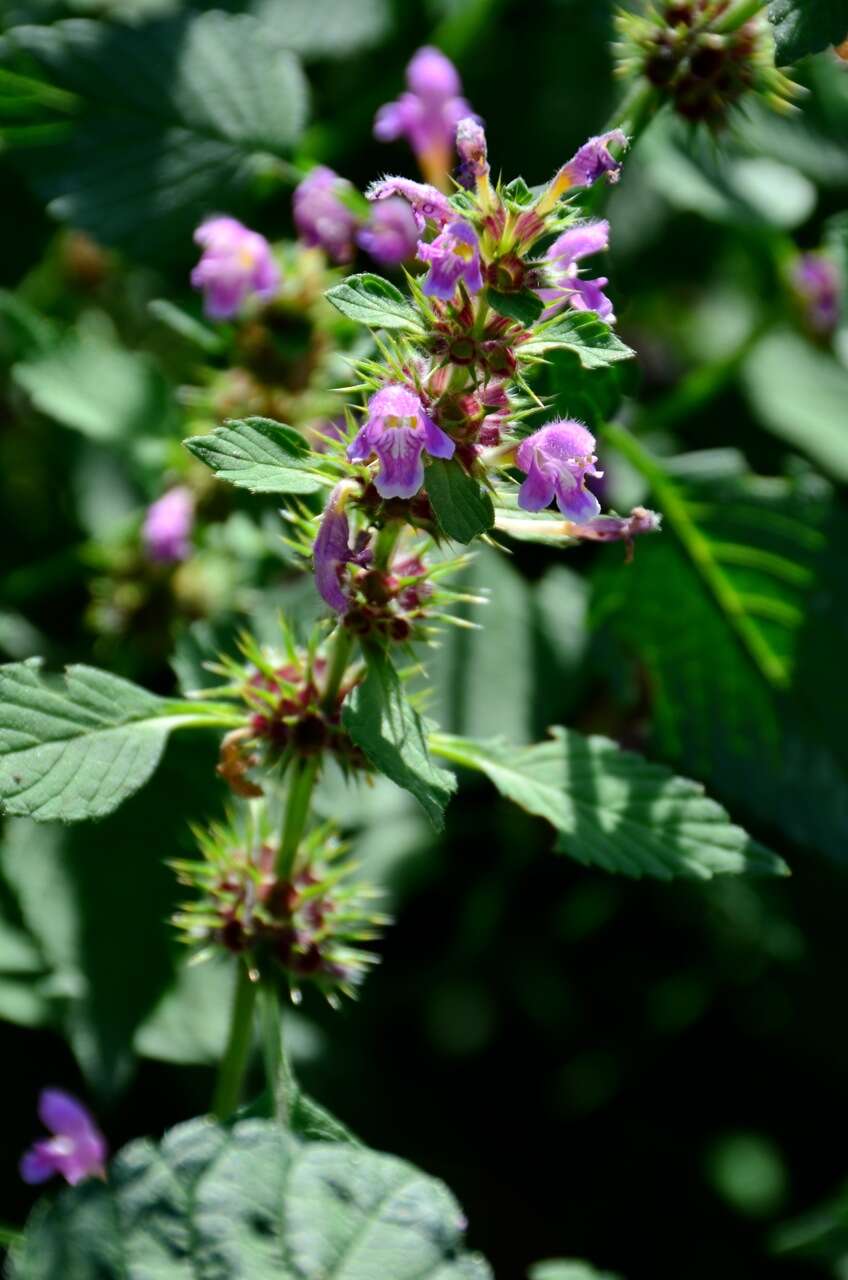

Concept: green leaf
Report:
left=521, top=309, right=635, bottom=367
left=486, top=287, right=544, bottom=325
left=184, top=417, right=325, bottom=495
left=430, top=728, right=787, bottom=880
left=250, top=0, right=391, bottom=60
left=343, top=648, right=457, bottom=830
left=11, top=1118, right=492, bottom=1279
left=769, top=0, right=848, bottom=62
left=594, top=433, right=848, bottom=863
left=0, top=659, right=235, bottom=822
left=743, top=331, right=848, bottom=481
left=148, top=299, right=225, bottom=354
left=502, top=176, right=535, bottom=207
left=325, top=272, right=425, bottom=334
left=426, top=458, right=495, bottom=544
left=0, top=12, right=308, bottom=261
left=12, top=313, right=175, bottom=443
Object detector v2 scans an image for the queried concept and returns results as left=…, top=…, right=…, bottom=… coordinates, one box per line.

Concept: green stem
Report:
left=277, top=755, right=320, bottom=879
left=213, top=962, right=258, bottom=1120
left=373, top=521, right=403, bottom=571
left=321, top=624, right=355, bottom=712
left=259, top=984, right=296, bottom=1125
left=605, top=77, right=661, bottom=136
left=713, top=0, right=766, bottom=32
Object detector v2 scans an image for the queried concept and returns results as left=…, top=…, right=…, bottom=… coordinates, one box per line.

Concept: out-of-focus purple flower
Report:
left=792, top=253, right=841, bottom=336
left=374, top=46, right=474, bottom=187
left=456, top=116, right=489, bottom=190
left=20, top=1090, right=106, bottom=1187
left=538, top=131, right=629, bottom=215
left=191, top=217, right=280, bottom=320
left=417, top=220, right=483, bottom=301
left=516, top=420, right=603, bottom=522
left=348, top=384, right=454, bottom=499
left=293, top=166, right=360, bottom=264
left=356, top=196, right=419, bottom=265
left=537, top=220, right=615, bottom=322
left=366, top=176, right=454, bottom=231
left=568, top=506, right=662, bottom=542
left=143, top=486, right=194, bottom=564
left=314, top=484, right=354, bottom=614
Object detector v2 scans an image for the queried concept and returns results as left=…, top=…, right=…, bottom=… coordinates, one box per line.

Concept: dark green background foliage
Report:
left=2, top=0, right=848, bottom=1277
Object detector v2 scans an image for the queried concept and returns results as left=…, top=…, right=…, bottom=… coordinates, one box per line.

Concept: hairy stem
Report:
left=260, top=983, right=295, bottom=1125
left=213, top=961, right=257, bottom=1120
left=277, top=755, right=320, bottom=880
left=321, top=624, right=355, bottom=712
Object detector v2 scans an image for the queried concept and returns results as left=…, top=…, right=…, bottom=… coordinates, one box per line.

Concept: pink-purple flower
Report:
left=417, top=220, right=483, bottom=301
left=792, top=253, right=841, bottom=336
left=143, top=486, right=194, bottom=564
left=191, top=217, right=280, bottom=320
left=348, top=384, right=455, bottom=500
left=293, top=166, right=360, bottom=264
left=456, top=116, right=489, bottom=189
left=366, top=176, right=454, bottom=231
left=356, top=196, right=420, bottom=266
left=20, top=1090, right=106, bottom=1187
left=537, top=220, right=615, bottom=322
left=374, top=46, right=474, bottom=187
left=314, top=484, right=355, bottom=613
left=515, top=421, right=603, bottom=522
left=537, top=131, right=629, bottom=216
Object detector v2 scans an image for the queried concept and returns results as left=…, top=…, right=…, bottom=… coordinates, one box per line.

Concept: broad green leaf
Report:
left=13, top=313, right=175, bottom=443
left=250, top=0, right=391, bottom=60
left=426, top=458, right=495, bottom=543
left=325, top=272, right=426, bottom=335
left=769, top=0, right=848, bottom=62
left=521, top=310, right=635, bottom=367
left=0, top=659, right=236, bottom=822
left=430, top=728, right=787, bottom=880
left=343, top=648, right=457, bottom=830
left=594, top=434, right=848, bottom=862
left=743, top=331, right=848, bottom=481
left=487, top=287, right=544, bottom=325
left=0, top=12, right=308, bottom=260
left=530, top=1264, right=622, bottom=1280
left=185, top=417, right=325, bottom=495
left=11, top=1117, right=492, bottom=1279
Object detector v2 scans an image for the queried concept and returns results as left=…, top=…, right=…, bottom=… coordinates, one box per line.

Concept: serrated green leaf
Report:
left=769, top=0, right=848, bottom=62
left=743, top=331, right=848, bottom=481
left=431, top=728, right=787, bottom=880
left=487, top=287, right=544, bottom=325
left=325, top=272, right=426, bottom=334
left=0, top=659, right=236, bottom=822
left=521, top=310, right=635, bottom=367
left=11, top=1117, right=491, bottom=1280
left=594, top=433, right=848, bottom=862
left=184, top=417, right=326, bottom=495
left=426, top=458, right=495, bottom=544
left=0, top=12, right=309, bottom=261
left=343, top=648, right=457, bottom=830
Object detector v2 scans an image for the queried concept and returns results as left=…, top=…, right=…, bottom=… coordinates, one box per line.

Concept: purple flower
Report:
left=366, top=176, right=454, bottom=231
left=20, top=1090, right=106, bottom=1187
left=348, top=384, right=455, bottom=500
left=792, top=253, right=841, bottom=335
left=537, top=220, right=615, bottom=322
left=568, top=506, right=662, bottom=543
left=293, top=166, right=360, bottom=264
left=417, top=220, right=483, bottom=301
left=356, top=196, right=419, bottom=266
left=314, top=484, right=355, bottom=614
left=374, top=46, right=474, bottom=186
left=515, top=420, right=603, bottom=522
left=538, top=131, right=629, bottom=215
left=456, top=116, right=489, bottom=190
left=143, top=486, right=194, bottom=564
left=191, top=217, right=280, bottom=320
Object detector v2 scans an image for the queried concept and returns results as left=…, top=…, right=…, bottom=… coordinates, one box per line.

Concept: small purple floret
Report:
left=20, top=1090, right=106, bottom=1187
left=374, top=46, right=474, bottom=180
left=143, top=486, right=194, bottom=564
left=348, top=384, right=455, bottom=500
left=417, top=220, right=483, bottom=301
left=537, top=220, right=615, bottom=322
left=456, top=116, right=489, bottom=189
left=516, top=421, right=603, bottom=522
left=314, top=485, right=355, bottom=614
left=191, top=217, right=280, bottom=320
left=569, top=506, right=662, bottom=542
left=366, top=176, right=454, bottom=231
left=356, top=196, right=419, bottom=266
left=562, top=130, right=628, bottom=188
left=293, top=166, right=360, bottom=264
left=792, top=253, right=841, bottom=335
